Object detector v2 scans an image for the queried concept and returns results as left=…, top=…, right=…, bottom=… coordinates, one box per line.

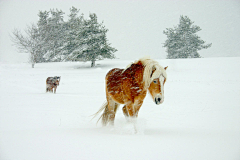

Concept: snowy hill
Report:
left=0, top=57, right=240, bottom=160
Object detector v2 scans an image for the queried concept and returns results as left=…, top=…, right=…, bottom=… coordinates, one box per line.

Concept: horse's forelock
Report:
left=140, top=58, right=167, bottom=89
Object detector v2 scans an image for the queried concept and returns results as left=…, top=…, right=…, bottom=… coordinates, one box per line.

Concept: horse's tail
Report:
left=92, top=101, right=109, bottom=126
left=93, top=100, right=120, bottom=126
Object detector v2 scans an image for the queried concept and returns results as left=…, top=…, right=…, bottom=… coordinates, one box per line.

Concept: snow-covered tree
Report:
left=44, top=9, right=66, bottom=62
left=63, top=7, right=84, bottom=61
left=11, top=7, right=117, bottom=67
left=37, top=10, right=50, bottom=62
left=68, top=13, right=117, bottom=67
left=163, top=16, right=212, bottom=59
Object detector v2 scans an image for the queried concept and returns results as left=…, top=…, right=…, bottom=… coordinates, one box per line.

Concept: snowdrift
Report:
left=0, top=57, right=239, bottom=160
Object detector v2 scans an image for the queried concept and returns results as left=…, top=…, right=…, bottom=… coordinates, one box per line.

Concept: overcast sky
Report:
left=0, top=0, right=240, bottom=63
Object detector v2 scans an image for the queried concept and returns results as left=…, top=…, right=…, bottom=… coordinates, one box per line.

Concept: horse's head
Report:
left=148, top=66, right=168, bottom=105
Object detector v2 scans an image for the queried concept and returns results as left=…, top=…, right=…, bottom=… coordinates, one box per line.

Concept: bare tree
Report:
left=11, top=24, right=40, bottom=68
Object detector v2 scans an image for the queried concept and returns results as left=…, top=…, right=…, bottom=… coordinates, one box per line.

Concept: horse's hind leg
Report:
left=122, top=105, right=129, bottom=117
left=106, top=97, right=119, bottom=125
left=114, top=103, right=120, bottom=113
left=107, top=99, right=116, bottom=125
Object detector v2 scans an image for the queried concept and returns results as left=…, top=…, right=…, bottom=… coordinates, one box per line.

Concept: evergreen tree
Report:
left=78, top=13, right=117, bottom=67
left=11, top=7, right=117, bottom=67
left=44, top=9, right=66, bottom=62
left=37, top=11, right=49, bottom=62
left=63, top=7, right=84, bottom=61
left=163, top=16, right=212, bottom=59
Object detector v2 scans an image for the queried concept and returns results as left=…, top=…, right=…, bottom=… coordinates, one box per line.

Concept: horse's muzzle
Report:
left=155, top=97, right=161, bottom=105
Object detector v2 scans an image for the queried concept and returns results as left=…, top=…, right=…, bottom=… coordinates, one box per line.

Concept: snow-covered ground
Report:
left=0, top=57, right=239, bottom=160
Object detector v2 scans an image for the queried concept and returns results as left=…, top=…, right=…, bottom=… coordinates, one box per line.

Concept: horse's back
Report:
left=105, top=68, right=125, bottom=103
left=106, top=68, right=124, bottom=89
left=106, top=68, right=123, bottom=77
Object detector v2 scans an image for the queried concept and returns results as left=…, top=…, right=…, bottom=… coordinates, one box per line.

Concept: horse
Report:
left=94, top=57, right=168, bottom=126
left=46, top=76, right=61, bottom=93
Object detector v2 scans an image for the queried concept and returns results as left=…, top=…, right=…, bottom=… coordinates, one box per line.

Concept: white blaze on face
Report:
left=153, top=74, right=165, bottom=105
left=159, top=75, right=165, bottom=103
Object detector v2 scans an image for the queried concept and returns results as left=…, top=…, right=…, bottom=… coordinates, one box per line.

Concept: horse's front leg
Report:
left=125, top=101, right=144, bottom=134
left=133, top=99, right=144, bottom=117
left=125, top=102, right=137, bottom=118
left=124, top=100, right=144, bottom=118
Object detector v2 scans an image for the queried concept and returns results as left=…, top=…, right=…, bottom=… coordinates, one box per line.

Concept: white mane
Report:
left=125, top=57, right=167, bottom=89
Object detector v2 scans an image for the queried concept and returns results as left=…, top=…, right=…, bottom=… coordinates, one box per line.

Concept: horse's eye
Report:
left=153, top=80, right=157, bottom=84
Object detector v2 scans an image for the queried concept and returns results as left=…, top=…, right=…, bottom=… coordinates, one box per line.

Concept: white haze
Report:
left=0, top=0, right=240, bottom=63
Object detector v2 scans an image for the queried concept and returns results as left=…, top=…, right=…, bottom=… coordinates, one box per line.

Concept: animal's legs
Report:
left=124, top=100, right=144, bottom=134
left=122, top=105, right=129, bottom=117
left=46, top=84, right=50, bottom=92
left=114, top=103, right=120, bottom=113
left=125, top=100, right=144, bottom=118
left=125, top=102, right=136, bottom=118
left=54, top=87, right=57, bottom=93
left=106, top=97, right=119, bottom=125
left=133, top=100, right=144, bottom=117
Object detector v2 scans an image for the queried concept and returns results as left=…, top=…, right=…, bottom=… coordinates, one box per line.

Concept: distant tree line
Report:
left=11, top=7, right=117, bottom=68
left=12, top=10, right=211, bottom=67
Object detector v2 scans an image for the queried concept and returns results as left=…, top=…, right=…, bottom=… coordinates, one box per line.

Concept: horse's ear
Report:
left=164, top=66, right=168, bottom=70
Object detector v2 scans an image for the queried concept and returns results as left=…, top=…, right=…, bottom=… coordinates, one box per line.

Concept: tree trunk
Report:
left=31, top=52, right=35, bottom=68
left=91, top=60, right=95, bottom=67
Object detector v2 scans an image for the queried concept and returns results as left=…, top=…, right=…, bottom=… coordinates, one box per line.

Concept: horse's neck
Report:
left=126, top=63, right=145, bottom=87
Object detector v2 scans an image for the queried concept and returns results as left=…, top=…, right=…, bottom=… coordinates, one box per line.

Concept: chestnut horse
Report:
left=94, top=58, right=168, bottom=126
